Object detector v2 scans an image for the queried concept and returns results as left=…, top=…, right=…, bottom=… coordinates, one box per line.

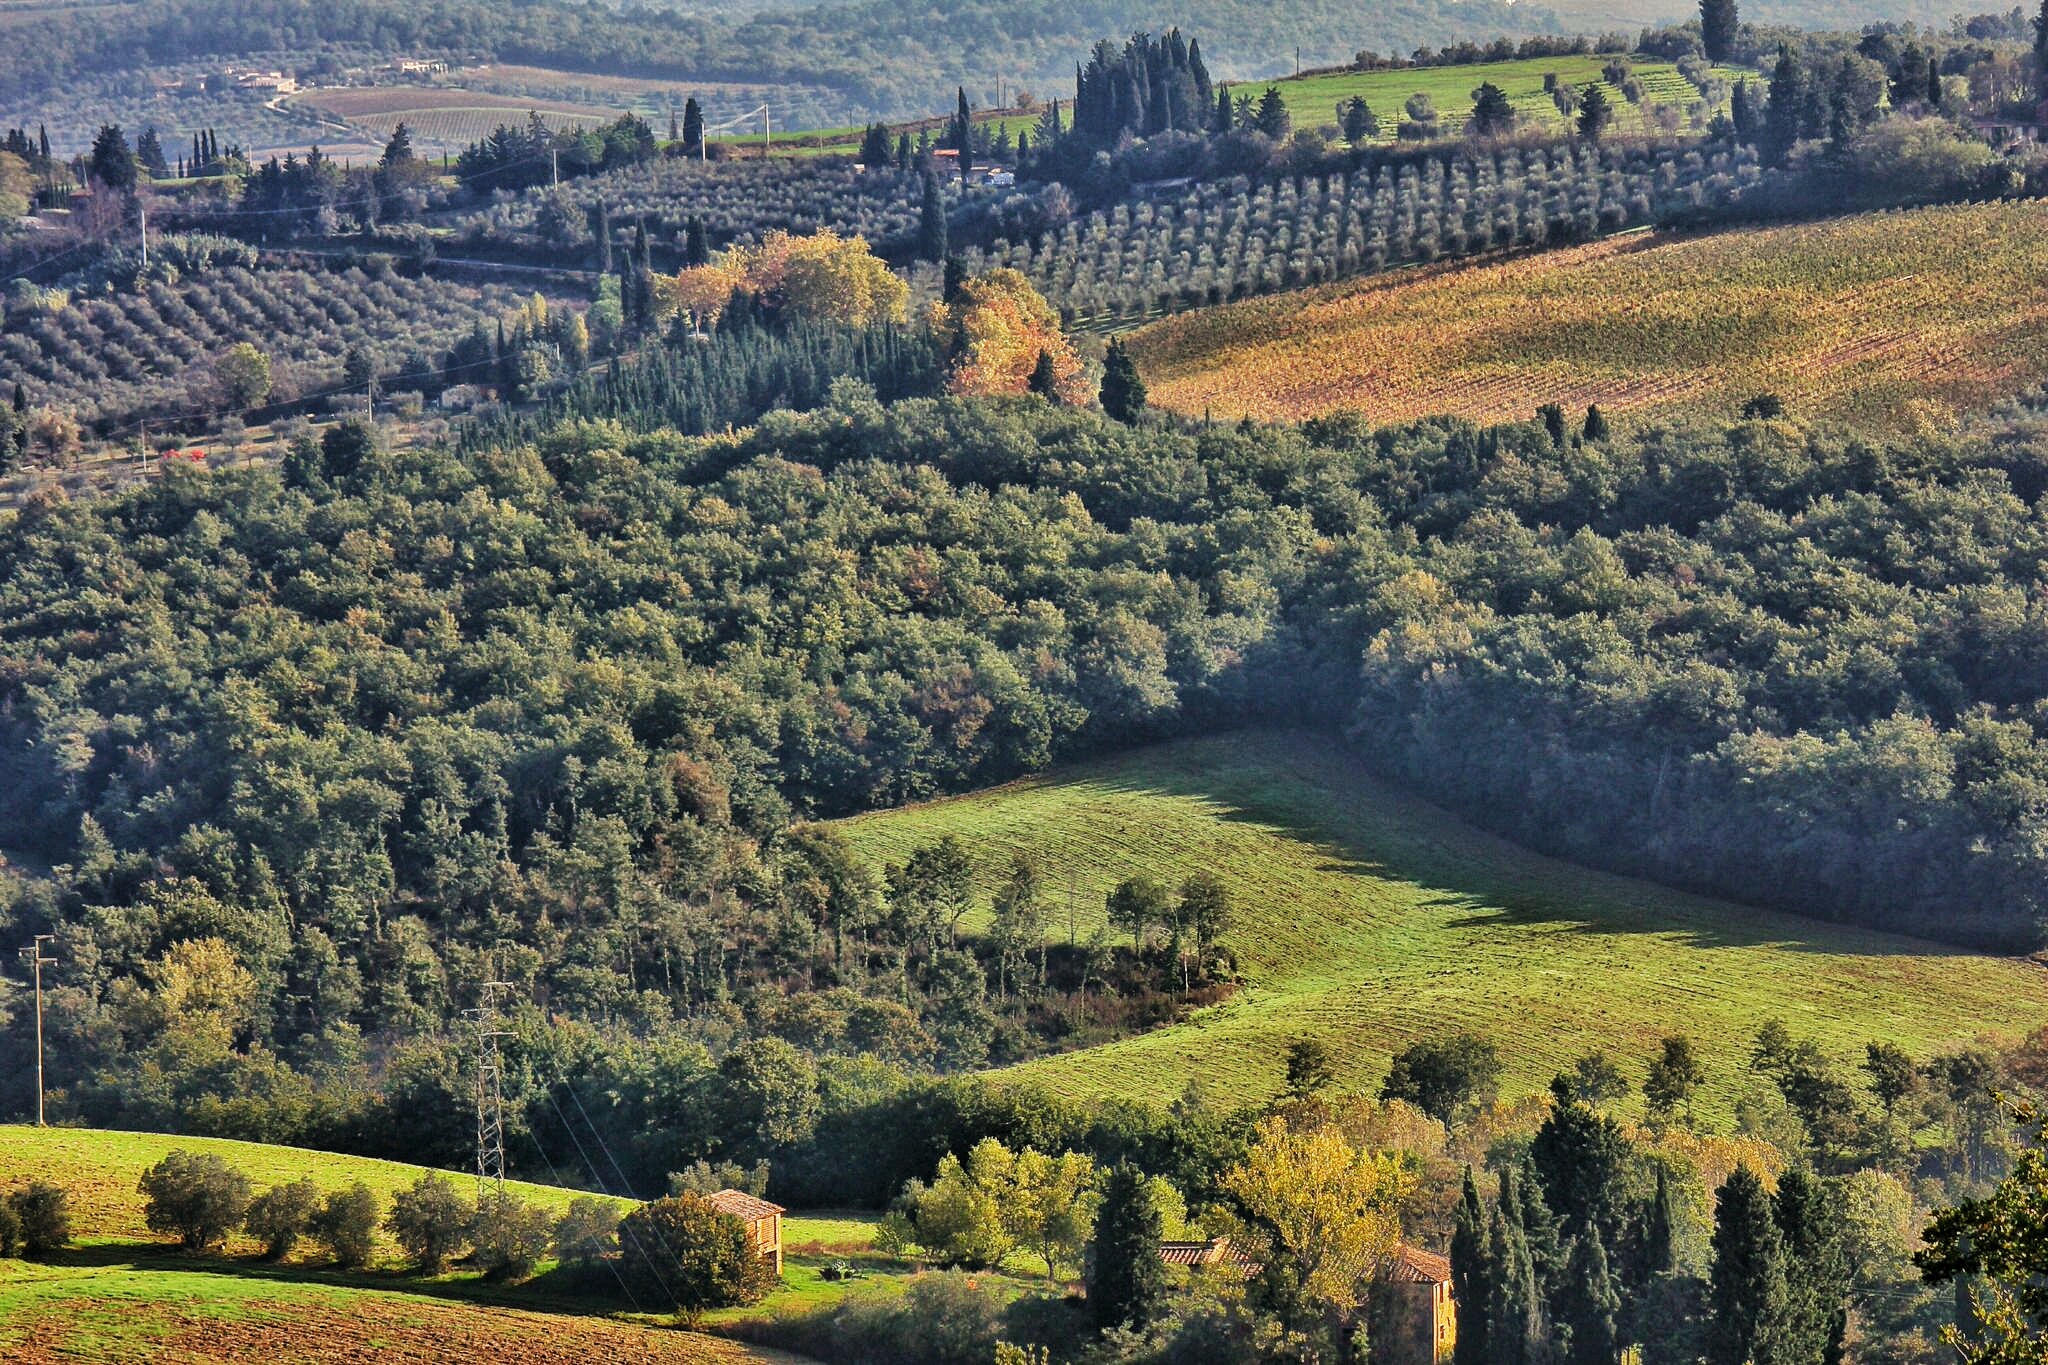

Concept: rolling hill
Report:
left=0, top=1126, right=845, bottom=1364
left=833, top=729, right=2048, bottom=1112
left=1125, top=202, right=2048, bottom=435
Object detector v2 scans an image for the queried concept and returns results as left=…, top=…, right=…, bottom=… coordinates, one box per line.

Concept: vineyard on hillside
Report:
left=1126, top=200, right=2048, bottom=432
left=2, top=259, right=565, bottom=430
left=963, top=139, right=1762, bottom=320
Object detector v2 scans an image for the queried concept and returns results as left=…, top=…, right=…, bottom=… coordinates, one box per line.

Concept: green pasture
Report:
left=833, top=729, right=2048, bottom=1116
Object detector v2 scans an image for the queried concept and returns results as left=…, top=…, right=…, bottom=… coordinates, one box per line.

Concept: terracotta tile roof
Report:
left=1159, top=1236, right=1262, bottom=1277
left=1385, top=1243, right=1453, bottom=1284
left=703, top=1189, right=785, bottom=1221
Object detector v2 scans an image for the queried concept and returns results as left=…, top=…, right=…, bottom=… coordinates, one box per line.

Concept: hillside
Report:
left=834, top=730, right=2048, bottom=1111
left=0, top=1125, right=828, bottom=1364
left=1126, top=203, right=2048, bottom=434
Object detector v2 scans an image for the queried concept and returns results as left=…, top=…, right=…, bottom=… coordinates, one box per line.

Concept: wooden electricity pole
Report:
left=20, top=935, right=55, bottom=1126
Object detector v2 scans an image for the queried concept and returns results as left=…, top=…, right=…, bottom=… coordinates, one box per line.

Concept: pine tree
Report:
left=1708, top=1165, right=1787, bottom=1365
left=1700, top=0, right=1740, bottom=63
left=1088, top=1163, right=1166, bottom=1330
left=1451, top=1167, right=1493, bottom=1365
left=1255, top=86, right=1291, bottom=140
left=1100, top=338, right=1146, bottom=424
left=1469, top=84, right=1517, bottom=139
left=917, top=172, right=948, bottom=262
left=87, top=123, right=135, bottom=193
left=1557, top=1230, right=1621, bottom=1365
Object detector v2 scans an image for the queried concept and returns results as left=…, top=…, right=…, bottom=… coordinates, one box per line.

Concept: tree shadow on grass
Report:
left=1076, top=726, right=1970, bottom=958
left=37, top=1239, right=686, bottom=1327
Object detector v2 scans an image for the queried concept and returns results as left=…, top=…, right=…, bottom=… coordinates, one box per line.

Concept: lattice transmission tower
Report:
left=465, top=978, right=512, bottom=1198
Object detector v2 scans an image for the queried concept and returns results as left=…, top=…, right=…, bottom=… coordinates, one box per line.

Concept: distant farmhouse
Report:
left=1157, top=1237, right=1456, bottom=1365
left=705, top=1188, right=785, bottom=1276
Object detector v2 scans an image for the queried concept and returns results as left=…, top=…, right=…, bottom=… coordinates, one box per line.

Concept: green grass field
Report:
left=834, top=729, right=2048, bottom=1114
left=1237, top=54, right=1752, bottom=140
left=0, top=1125, right=875, bottom=1362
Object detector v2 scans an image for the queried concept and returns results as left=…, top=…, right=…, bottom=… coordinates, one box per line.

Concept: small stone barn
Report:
left=704, top=1188, right=786, bottom=1276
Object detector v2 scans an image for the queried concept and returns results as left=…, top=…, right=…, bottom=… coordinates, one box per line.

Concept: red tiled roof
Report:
left=1385, top=1243, right=1453, bottom=1284
left=704, top=1189, right=785, bottom=1221
left=1159, top=1236, right=1262, bottom=1276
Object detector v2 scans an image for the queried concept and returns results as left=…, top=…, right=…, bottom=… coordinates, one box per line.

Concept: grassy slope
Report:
left=0, top=1125, right=859, bottom=1363
left=834, top=730, right=2048, bottom=1113
left=1234, top=54, right=1750, bottom=140
left=1127, top=202, right=2048, bottom=434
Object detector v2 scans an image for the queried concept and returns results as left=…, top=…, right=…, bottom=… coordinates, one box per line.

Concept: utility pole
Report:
left=551, top=145, right=559, bottom=188
left=465, top=978, right=511, bottom=1199
left=139, top=201, right=147, bottom=274
left=20, top=935, right=55, bottom=1126
left=762, top=104, right=771, bottom=156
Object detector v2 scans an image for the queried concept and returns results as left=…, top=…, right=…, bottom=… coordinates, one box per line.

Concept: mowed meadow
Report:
left=833, top=730, right=2048, bottom=1113
left=0, top=1126, right=841, bottom=1364
left=1128, top=201, right=2048, bottom=433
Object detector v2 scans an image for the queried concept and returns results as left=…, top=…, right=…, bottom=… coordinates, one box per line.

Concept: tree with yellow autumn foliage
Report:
left=1222, top=1117, right=1414, bottom=1318
left=662, top=229, right=907, bottom=331
left=932, top=268, right=1090, bottom=405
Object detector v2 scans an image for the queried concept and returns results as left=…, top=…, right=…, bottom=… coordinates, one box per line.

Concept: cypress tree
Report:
left=916, top=172, right=948, bottom=262
left=895, top=132, right=912, bottom=170
left=682, top=97, right=704, bottom=153
left=1708, top=1165, right=1787, bottom=1365
left=1100, top=338, right=1146, bottom=424
left=1451, top=1167, right=1493, bottom=1365
left=1216, top=83, right=1234, bottom=132
left=1645, top=1165, right=1675, bottom=1275
left=1927, top=55, right=1943, bottom=107
left=1700, top=0, right=1740, bottom=63
left=686, top=216, right=711, bottom=267
left=1583, top=404, right=1610, bottom=442
left=1088, top=1163, right=1166, bottom=1330
left=1027, top=349, right=1060, bottom=401
left=1487, top=1204, right=1541, bottom=1365
left=942, top=255, right=967, bottom=304
left=954, top=87, right=974, bottom=179
left=1538, top=402, right=1568, bottom=447
left=2036, top=0, right=2048, bottom=84
left=1763, top=49, right=1803, bottom=167
left=668, top=110, right=679, bottom=144
left=1775, top=1168, right=1849, bottom=1365
left=1557, top=1229, right=1621, bottom=1365
left=597, top=199, right=613, bottom=275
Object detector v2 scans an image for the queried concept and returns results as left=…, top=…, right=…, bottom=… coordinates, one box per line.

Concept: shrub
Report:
left=386, top=1173, right=472, bottom=1273
left=10, top=1183, right=72, bottom=1257
left=618, top=1194, right=777, bottom=1321
left=470, top=1190, right=553, bottom=1281
left=244, top=1177, right=322, bottom=1259
left=0, top=1196, right=19, bottom=1256
left=139, top=1151, right=253, bottom=1252
left=553, top=1195, right=621, bottom=1268
left=309, top=1183, right=379, bottom=1268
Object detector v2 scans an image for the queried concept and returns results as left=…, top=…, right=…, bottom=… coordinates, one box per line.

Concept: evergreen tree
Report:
left=1088, top=1162, right=1166, bottom=1330
left=1469, top=83, right=1517, bottom=138
left=1557, top=1229, right=1621, bottom=1365
left=895, top=132, right=912, bottom=170
left=1028, top=349, right=1060, bottom=401
left=668, top=109, right=679, bottom=144
left=2036, top=0, right=2047, bottom=84
left=1763, top=49, right=1803, bottom=167
left=1532, top=1097, right=1629, bottom=1243
left=954, top=87, right=974, bottom=179
left=1341, top=95, right=1377, bottom=145
left=596, top=199, right=613, bottom=274
left=1708, top=1165, right=1787, bottom=1365
left=135, top=126, right=167, bottom=179
left=1255, top=86, right=1292, bottom=140
left=1538, top=403, right=1568, bottom=447
left=1927, top=55, right=1944, bottom=107
left=1644, top=1166, right=1676, bottom=1276
left=1100, top=338, right=1146, bottom=424
left=685, top=215, right=711, bottom=267
left=916, top=172, right=948, bottom=262
left=942, top=255, right=967, bottom=304
left=1488, top=1203, right=1541, bottom=1365
left=1700, top=0, right=1740, bottom=64
left=1774, top=1168, right=1849, bottom=1365
left=1451, top=1167, right=1494, bottom=1365
left=1578, top=85, right=1614, bottom=140
left=1216, top=83, right=1234, bottom=132
left=380, top=122, right=416, bottom=169
left=632, top=219, right=654, bottom=329
left=87, top=123, right=135, bottom=193
left=682, top=97, right=704, bottom=154
left=1583, top=404, right=1610, bottom=441
left=858, top=123, right=893, bottom=167
left=1730, top=81, right=1760, bottom=144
